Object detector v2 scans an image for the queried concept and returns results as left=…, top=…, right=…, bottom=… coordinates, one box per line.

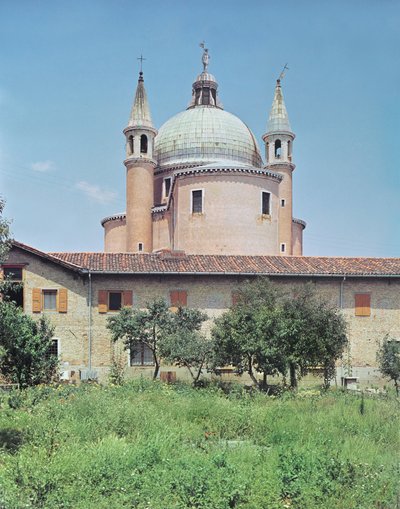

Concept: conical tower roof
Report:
left=127, top=72, right=154, bottom=129
left=266, top=79, right=292, bottom=133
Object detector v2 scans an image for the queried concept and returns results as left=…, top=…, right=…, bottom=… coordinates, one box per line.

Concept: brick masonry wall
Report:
left=4, top=247, right=400, bottom=385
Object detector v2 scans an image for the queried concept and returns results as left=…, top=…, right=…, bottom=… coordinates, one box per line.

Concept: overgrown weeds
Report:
left=0, top=382, right=398, bottom=508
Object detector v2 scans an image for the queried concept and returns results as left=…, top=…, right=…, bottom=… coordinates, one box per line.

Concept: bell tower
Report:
left=262, top=77, right=296, bottom=255
left=123, top=68, right=157, bottom=253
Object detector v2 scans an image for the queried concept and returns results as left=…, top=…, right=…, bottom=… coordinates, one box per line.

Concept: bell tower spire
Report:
left=123, top=65, right=157, bottom=253
left=263, top=72, right=297, bottom=255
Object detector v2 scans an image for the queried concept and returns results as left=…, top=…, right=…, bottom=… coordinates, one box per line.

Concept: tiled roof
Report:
left=10, top=241, right=400, bottom=277
left=47, top=251, right=400, bottom=277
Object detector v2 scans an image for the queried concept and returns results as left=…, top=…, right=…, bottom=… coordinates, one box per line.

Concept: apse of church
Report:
left=101, top=48, right=306, bottom=256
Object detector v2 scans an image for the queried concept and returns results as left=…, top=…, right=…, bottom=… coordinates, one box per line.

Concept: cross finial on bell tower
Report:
left=137, top=54, right=146, bottom=80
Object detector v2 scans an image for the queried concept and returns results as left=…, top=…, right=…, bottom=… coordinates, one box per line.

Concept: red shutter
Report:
left=58, top=288, right=68, bottom=313
left=32, top=288, right=42, bottom=313
left=178, top=290, right=187, bottom=307
left=170, top=290, right=179, bottom=307
left=123, top=290, right=133, bottom=307
left=355, top=294, right=371, bottom=316
left=98, top=290, right=108, bottom=313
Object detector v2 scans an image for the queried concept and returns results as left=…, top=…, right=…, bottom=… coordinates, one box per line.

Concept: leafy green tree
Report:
left=278, top=285, right=347, bottom=389
left=0, top=197, right=11, bottom=264
left=212, top=279, right=347, bottom=390
left=160, top=307, right=211, bottom=385
left=377, top=336, right=400, bottom=395
left=0, top=301, right=58, bottom=388
left=107, top=298, right=173, bottom=379
left=212, top=278, right=286, bottom=388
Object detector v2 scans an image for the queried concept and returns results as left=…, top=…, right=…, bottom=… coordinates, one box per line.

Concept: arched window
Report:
left=274, top=139, right=281, bottom=158
left=128, top=135, right=134, bottom=155
left=287, top=140, right=292, bottom=161
left=140, top=134, right=148, bottom=154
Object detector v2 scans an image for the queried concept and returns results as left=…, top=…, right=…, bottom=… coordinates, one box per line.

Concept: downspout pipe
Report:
left=88, top=270, right=92, bottom=371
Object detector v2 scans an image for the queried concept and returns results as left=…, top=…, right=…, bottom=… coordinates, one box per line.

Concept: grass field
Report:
left=0, top=381, right=398, bottom=509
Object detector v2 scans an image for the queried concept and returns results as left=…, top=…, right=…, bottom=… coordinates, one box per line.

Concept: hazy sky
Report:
left=1, top=0, right=399, bottom=256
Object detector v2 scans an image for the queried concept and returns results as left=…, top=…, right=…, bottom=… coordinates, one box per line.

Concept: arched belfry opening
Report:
left=274, top=139, right=281, bottom=158
left=287, top=140, right=292, bottom=161
left=128, top=135, right=134, bottom=155
left=140, top=134, right=148, bottom=154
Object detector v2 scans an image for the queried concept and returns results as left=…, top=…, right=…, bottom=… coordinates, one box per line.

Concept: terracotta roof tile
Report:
left=47, top=251, right=400, bottom=277
left=10, top=241, right=400, bottom=277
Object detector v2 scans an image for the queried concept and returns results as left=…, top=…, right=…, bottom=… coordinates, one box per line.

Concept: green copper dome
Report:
left=154, top=106, right=262, bottom=169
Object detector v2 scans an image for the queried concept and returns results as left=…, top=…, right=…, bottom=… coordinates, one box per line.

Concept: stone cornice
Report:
left=123, top=125, right=158, bottom=136
left=265, top=161, right=296, bottom=172
left=292, top=217, right=307, bottom=229
left=123, top=157, right=157, bottom=168
left=101, top=213, right=126, bottom=227
left=173, top=166, right=283, bottom=183
left=262, top=130, right=295, bottom=140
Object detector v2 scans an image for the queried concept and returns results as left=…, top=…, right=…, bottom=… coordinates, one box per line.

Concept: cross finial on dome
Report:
left=199, top=41, right=210, bottom=72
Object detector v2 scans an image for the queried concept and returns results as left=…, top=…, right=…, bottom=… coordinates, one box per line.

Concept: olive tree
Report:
left=107, top=298, right=173, bottom=380
left=160, top=307, right=211, bottom=385
left=377, top=336, right=400, bottom=395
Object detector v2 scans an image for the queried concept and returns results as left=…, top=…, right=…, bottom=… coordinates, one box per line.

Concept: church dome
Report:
left=155, top=106, right=262, bottom=169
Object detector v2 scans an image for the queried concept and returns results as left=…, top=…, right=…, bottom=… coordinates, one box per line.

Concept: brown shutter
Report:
left=355, top=293, right=371, bottom=316
left=58, top=288, right=68, bottom=313
left=232, top=292, right=239, bottom=307
left=32, top=288, right=42, bottom=313
left=178, top=290, right=187, bottom=307
left=170, top=290, right=179, bottom=307
left=98, top=290, right=108, bottom=313
left=123, top=290, right=133, bottom=307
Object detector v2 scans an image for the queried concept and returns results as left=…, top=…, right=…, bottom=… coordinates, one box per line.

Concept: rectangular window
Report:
left=355, top=293, right=371, bottom=316
left=3, top=267, right=23, bottom=280
left=164, top=177, right=171, bottom=198
left=281, top=243, right=286, bottom=253
left=109, top=291, right=122, bottom=311
left=98, top=290, right=133, bottom=313
left=2, top=266, right=24, bottom=308
left=130, top=342, right=154, bottom=366
left=46, top=339, right=59, bottom=359
left=262, top=192, right=271, bottom=215
left=192, top=190, right=203, bottom=214
left=43, top=290, right=57, bottom=311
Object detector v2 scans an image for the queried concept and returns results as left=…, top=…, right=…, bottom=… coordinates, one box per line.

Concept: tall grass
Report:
left=0, top=382, right=398, bottom=508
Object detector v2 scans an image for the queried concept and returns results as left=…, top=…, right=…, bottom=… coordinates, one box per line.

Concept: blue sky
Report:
left=1, top=0, right=399, bottom=256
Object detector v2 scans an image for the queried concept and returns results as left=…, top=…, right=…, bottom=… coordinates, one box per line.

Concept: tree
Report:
left=212, top=278, right=348, bottom=390
left=0, top=197, right=11, bottom=264
left=107, top=298, right=173, bottom=379
left=160, top=307, right=211, bottom=385
left=0, top=300, right=59, bottom=388
left=377, top=336, right=400, bottom=395
left=212, top=278, right=286, bottom=389
left=277, top=285, right=348, bottom=389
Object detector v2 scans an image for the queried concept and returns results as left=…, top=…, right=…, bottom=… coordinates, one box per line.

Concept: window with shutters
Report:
left=355, top=293, right=371, bottom=317
left=98, top=290, right=133, bottom=313
left=130, top=341, right=154, bottom=366
left=170, top=289, right=187, bottom=308
left=191, top=189, right=203, bottom=214
left=31, top=288, right=68, bottom=313
left=1, top=265, right=24, bottom=309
